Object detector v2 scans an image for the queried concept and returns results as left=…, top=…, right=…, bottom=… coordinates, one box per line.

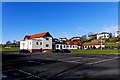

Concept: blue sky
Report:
left=2, top=2, right=118, bottom=43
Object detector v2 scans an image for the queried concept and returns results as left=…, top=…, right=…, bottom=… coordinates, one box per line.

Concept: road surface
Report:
left=2, top=52, right=120, bottom=80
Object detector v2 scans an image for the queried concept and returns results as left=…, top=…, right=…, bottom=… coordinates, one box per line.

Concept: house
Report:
left=115, top=30, right=120, bottom=37
left=70, top=36, right=80, bottom=41
left=82, top=43, right=105, bottom=49
left=66, top=41, right=80, bottom=49
left=20, top=32, right=53, bottom=53
left=55, top=43, right=78, bottom=50
left=59, top=37, right=68, bottom=43
left=97, top=32, right=111, bottom=39
left=88, top=34, right=97, bottom=40
left=53, top=39, right=78, bottom=50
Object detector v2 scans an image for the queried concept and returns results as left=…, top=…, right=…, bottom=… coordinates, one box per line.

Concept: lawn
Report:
left=105, top=43, right=119, bottom=46
left=0, top=47, right=119, bottom=54
left=70, top=49, right=119, bottom=54
left=0, top=47, right=20, bottom=52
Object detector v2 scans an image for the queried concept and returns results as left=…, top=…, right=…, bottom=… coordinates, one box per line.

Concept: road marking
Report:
left=87, top=57, right=119, bottom=65
left=16, top=69, right=48, bottom=80
left=83, top=57, right=96, bottom=60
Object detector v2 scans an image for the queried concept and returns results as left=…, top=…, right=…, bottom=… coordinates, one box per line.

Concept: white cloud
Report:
left=102, top=25, right=118, bottom=33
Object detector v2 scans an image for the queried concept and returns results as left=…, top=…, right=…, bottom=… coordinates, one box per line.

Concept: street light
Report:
left=100, top=37, right=103, bottom=50
left=101, top=38, right=102, bottom=50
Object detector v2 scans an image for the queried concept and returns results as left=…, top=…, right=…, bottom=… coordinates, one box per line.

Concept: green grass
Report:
left=0, top=47, right=119, bottom=54
left=70, top=49, right=119, bottom=54
left=105, top=43, right=119, bottom=46
left=0, top=47, right=20, bottom=52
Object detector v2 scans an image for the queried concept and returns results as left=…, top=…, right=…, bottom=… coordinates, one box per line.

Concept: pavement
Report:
left=2, top=52, right=120, bottom=80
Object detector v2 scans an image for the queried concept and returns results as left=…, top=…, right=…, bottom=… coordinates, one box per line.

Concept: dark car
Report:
left=19, top=49, right=30, bottom=53
left=52, top=49, right=62, bottom=53
left=61, top=49, right=71, bottom=53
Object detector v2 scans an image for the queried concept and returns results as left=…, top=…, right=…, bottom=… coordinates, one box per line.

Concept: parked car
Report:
left=61, top=49, right=71, bottom=53
left=19, top=49, right=30, bottom=53
left=52, top=49, right=62, bottom=53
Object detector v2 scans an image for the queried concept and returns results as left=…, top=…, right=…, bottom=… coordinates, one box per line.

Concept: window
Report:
left=56, top=45, right=59, bottom=48
left=40, top=42, right=42, bottom=45
left=46, top=38, right=49, bottom=40
left=73, top=46, right=74, bottom=48
left=46, top=44, right=49, bottom=47
left=64, top=45, right=65, bottom=48
left=36, top=42, right=39, bottom=45
left=30, top=42, right=31, bottom=45
left=67, top=45, right=69, bottom=48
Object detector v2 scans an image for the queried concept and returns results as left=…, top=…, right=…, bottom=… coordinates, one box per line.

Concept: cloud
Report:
left=102, top=25, right=118, bottom=33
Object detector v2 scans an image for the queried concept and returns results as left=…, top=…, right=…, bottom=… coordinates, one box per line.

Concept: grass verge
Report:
left=70, top=49, right=119, bottom=54
left=0, top=47, right=20, bottom=52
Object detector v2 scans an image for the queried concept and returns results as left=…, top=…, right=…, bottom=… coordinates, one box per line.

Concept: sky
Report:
left=2, top=2, right=118, bottom=43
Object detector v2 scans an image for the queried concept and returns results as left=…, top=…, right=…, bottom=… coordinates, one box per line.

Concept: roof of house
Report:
left=59, top=37, right=68, bottom=39
left=82, top=43, right=105, bottom=46
left=66, top=41, right=80, bottom=45
left=71, top=36, right=80, bottom=38
left=98, top=32, right=110, bottom=35
left=24, top=32, right=52, bottom=40
left=52, top=38, right=58, bottom=40
left=88, top=34, right=97, bottom=37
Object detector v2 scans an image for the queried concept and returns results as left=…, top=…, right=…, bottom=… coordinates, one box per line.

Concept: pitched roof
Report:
left=98, top=32, right=110, bottom=34
left=24, top=32, right=52, bottom=40
left=88, top=34, right=97, bottom=37
left=82, top=43, right=105, bottom=46
left=66, top=41, right=80, bottom=45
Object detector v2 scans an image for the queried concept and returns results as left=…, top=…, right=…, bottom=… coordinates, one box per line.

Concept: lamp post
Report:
left=100, top=37, right=102, bottom=50
left=101, top=38, right=102, bottom=50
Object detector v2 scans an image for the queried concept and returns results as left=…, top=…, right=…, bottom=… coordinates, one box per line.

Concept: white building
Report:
left=59, top=37, right=68, bottom=43
left=20, top=32, right=52, bottom=53
left=55, top=44, right=77, bottom=50
left=97, top=32, right=111, bottom=39
left=82, top=44, right=105, bottom=49
left=70, top=36, right=80, bottom=41
left=115, top=30, right=120, bottom=37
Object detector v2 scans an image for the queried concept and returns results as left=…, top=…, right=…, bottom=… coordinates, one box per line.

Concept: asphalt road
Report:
left=2, top=52, right=120, bottom=80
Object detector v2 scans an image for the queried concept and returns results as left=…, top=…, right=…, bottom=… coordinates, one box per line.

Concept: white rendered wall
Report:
left=97, top=34, right=110, bottom=39
left=55, top=44, right=77, bottom=49
left=20, top=40, right=32, bottom=50
left=42, top=37, right=52, bottom=49
left=31, top=39, right=43, bottom=49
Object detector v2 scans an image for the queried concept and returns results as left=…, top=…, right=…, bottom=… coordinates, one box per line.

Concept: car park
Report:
left=61, top=49, right=71, bottom=53
left=19, top=49, right=30, bottom=53
left=52, top=49, right=71, bottom=53
left=52, top=49, right=62, bottom=53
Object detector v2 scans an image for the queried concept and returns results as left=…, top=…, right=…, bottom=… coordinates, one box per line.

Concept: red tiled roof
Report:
left=24, top=32, right=50, bottom=40
left=30, top=32, right=47, bottom=39
left=82, top=43, right=105, bottom=46
left=66, top=41, right=80, bottom=45
left=24, top=35, right=31, bottom=40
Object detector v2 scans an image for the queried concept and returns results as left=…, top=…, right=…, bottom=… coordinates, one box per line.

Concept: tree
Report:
left=13, top=40, right=16, bottom=47
left=81, top=35, right=87, bottom=41
left=6, top=41, right=12, bottom=47
left=6, top=41, right=11, bottom=44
